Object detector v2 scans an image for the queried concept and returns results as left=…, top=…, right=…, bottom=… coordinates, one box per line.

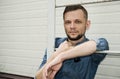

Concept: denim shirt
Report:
left=39, top=37, right=109, bottom=79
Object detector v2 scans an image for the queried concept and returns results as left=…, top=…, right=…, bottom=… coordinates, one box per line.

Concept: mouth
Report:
left=69, top=31, right=78, bottom=34
left=70, top=32, right=76, bottom=35
left=69, top=32, right=78, bottom=37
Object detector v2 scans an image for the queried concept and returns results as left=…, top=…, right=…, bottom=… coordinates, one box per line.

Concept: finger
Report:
left=45, top=67, right=48, bottom=78
left=43, top=71, right=47, bottom=79
left=50, top=71, right=57, bottom=79
left=45, top=66, right=50, bottom=79
left=45, top=66, right=52, bottom=78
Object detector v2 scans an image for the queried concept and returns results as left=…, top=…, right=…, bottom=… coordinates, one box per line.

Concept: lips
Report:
left=70, top=32, right=77, bottom=33
left=69, top=32, right=78, bottom=35
left=69, top=31, right=78, bottom=33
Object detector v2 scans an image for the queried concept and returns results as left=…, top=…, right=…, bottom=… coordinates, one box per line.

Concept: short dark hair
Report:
left=63, top=4, right=88, bottom=20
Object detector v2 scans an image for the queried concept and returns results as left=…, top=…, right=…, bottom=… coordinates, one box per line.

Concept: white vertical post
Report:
left=47, top=0, right=55, bottom=59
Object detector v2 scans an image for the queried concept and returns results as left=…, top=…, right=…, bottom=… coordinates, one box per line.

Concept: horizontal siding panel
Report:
left=0, top=56, right=41, bottom=66
left=0, top=18, right=47, bottom=27
left=0, top=34, right=47, bottom=43
left=0, top=42, right=46, bottom=50
left=87, top=23, right=120, bottom=34
left=0, top=0, right=48, bottom=77
left=0, top=0, right=40, bottom=6
left=56, top=0, right=81, bottom=7
left=0, top=63, right=34, bottom=77
left=56, top=17, right=63, bottom=25
left=101, top=55, right=120, bottom=66
left=81, top=0, right=98, bottom=3
left=96, top=55, right=120, bottom=78
left=0, top=27, right=47, bottom=35
left=55, top=34, right=66, bottom=38
left=89, top=13, right=120, bottom=24
left=110, top=45, right=120, bottom=51
left=56, top=0, right=111, bottom=7
left=86, top=34, right=120, bottom=43
left=55, top=25, right=65, bottom=34
left=95, top=75, right=120, bottom=79
left=96, top=65, right=120, bottom=77
left=0, top=49, right=45, bottom=58
left=0, top=58, right=43, bottom=77
left=86, top=2, right=120, bottom=14
left=0, top=10, right=47, bottom=20
left=0, top=1, right=47, bottom=13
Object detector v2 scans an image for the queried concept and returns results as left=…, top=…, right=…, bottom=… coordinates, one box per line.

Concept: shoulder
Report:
left=94, top=38, right=109, bottom=51
left=55, top=37, right=67, bottom=48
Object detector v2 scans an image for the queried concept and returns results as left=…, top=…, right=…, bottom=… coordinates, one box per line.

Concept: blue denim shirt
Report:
left=39, top=37, right=109, bottom=79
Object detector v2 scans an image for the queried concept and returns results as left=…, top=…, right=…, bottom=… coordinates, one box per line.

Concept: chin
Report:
left=67, top=34, right=84, bottom=41
left=70, top=35, right=78, bottom=38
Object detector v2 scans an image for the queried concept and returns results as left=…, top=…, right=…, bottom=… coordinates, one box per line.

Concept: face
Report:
left=64, top=9, right=90, bottom=41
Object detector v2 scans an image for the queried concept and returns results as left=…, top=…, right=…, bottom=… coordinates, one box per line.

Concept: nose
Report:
left=70, top=22, right=75, bottom=29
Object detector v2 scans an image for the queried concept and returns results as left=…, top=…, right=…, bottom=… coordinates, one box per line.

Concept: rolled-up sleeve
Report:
left=95, top=38, right=109, bottom=51
left=92, top=38, right=109, bottom=64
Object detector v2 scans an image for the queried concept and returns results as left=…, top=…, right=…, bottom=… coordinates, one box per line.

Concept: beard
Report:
left=67, top=34, right=84, bottom=41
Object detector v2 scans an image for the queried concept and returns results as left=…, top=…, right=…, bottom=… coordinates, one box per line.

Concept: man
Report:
left=35, top=4, right=109, bottom=79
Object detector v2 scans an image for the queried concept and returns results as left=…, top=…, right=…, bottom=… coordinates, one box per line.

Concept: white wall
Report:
left=0, top=0, right=48, bottom=77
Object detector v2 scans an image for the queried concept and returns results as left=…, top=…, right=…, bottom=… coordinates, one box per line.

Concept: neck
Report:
left=68, top=36, right=85, bottom=46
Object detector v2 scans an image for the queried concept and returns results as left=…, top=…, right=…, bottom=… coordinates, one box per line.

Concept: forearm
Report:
left=35, top=50, right=69, bottom=79
left=46, top=41, right=72, bottom=64
left=46, top=52, right=60, bottom=64
left=60, top=40, right=96, bottom=61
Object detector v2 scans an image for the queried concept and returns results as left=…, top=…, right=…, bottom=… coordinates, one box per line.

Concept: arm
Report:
left=37, top=38, right=109, bottom=79
left=45, top=38, right=109, bottom=78
left=35, top=51, right=63, bottom=79
left=35, top=41, right=71, bottom=79
left=51, top=38, right=109, bottom=65
left=59, top=40, right=96, bottom=61
left=35, top=52, right=61, bottom=79
left=46, top=40, right=96, bottom=69
left=44, top=40, right=96, bottom=78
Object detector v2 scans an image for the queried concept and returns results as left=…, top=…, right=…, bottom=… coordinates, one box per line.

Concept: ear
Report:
left=86, top=20, right=91, bottom=30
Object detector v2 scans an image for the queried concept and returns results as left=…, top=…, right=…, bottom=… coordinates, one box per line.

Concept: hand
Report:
left=47, top=63, right=62, bottom=79
left=45, top=55, right=63, bottom=79
left=35, top=67, right=45, bottom=79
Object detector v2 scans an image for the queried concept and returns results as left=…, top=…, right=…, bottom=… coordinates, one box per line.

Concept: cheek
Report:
left=64, top=26, right=70, bottom=31
left=78, top=26, right=86, bottom=33
left=64, top=27, right=68, bottom=33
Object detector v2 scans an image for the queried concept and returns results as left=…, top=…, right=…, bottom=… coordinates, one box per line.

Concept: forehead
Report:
left=64, top=9, right=85, bottom=20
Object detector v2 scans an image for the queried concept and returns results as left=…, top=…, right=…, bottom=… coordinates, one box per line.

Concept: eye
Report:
left=75, top=20, right=82, bottom=24
left=64, top=20, right=71, bottom=25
